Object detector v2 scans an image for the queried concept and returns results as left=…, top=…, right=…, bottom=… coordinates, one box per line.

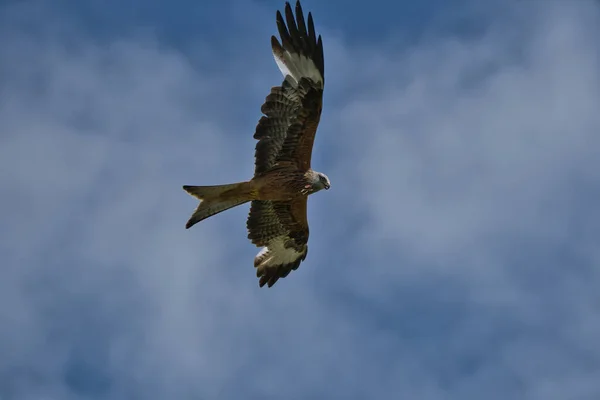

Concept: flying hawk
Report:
left=183, top=1, right=329, bottom=288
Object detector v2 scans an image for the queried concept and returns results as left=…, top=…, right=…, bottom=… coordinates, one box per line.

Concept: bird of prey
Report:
left=183, top=1, right=329, bottom=288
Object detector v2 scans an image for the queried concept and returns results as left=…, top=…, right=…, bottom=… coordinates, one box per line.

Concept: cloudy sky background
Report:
left=1, top=0, right=600, bottom=398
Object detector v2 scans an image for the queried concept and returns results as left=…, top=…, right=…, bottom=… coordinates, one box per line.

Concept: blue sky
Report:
left=1, top=0, right=600, bottom=399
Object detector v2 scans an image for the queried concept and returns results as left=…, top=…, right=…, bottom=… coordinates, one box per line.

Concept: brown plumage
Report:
left=183, top=1, right=329, bottom=288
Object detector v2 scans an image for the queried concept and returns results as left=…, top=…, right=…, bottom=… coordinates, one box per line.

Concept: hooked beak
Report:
left=324, top=183, right=330, bottom=190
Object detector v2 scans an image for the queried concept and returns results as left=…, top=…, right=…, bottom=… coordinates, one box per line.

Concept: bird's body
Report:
left=253, top=166, right=316, bottom=200
left=183, top=1, right=329, bottom=287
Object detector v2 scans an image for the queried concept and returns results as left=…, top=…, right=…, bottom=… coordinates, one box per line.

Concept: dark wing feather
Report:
left=253, top=1, right=325, bottom=174
left=247, top=198, right=309, bottom=287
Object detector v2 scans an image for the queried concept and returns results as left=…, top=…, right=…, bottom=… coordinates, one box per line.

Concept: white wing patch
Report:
left=272, top=49, right=323, bottom=88
left=254, top=236, right=307, bottom=287
left=255, top=237, right=304, bottom=268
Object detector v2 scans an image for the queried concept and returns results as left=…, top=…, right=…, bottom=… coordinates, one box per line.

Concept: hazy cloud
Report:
left=1, top=0, right=599, bottom=399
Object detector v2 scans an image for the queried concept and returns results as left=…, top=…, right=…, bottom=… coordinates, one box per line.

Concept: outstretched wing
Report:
left=254, top=1, right=325, bottom=175
left=246, top=198, right=309, bottom=287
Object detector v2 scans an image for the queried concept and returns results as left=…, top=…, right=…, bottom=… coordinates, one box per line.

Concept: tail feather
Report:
left=183, top=182, right=254, bottom=229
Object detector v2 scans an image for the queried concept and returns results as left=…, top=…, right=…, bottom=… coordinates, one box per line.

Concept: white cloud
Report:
left=332, top=0, right=600, bottom=270
left=1, top=0, right=600, bottom=399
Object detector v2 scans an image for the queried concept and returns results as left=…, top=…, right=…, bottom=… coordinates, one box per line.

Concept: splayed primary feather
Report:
left=271, top=1, right=324, bottom=88
left=254, top=237, right=307, bottom=287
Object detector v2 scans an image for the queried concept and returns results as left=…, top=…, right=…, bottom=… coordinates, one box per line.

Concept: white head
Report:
left=311, top=171, right=331, bottom=193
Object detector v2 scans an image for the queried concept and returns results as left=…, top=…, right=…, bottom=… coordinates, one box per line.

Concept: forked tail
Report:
left=183, top=181, right=254, bottom=229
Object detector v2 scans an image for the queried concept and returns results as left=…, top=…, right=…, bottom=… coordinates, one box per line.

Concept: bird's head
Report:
left=311, top=171, right=331, bottom=192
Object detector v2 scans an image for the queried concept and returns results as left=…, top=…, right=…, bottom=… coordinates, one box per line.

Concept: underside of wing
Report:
left=246, top=198, right=309, bottom=287
left=271, top=1, right=324, bottom=88
left=253, top=1, right=325, bottom=174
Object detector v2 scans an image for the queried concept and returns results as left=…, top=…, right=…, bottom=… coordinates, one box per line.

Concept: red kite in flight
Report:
left=183, top=1, right=328, bottom=287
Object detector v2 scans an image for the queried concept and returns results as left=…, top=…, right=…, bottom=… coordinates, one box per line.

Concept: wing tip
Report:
left=254, top=251, right=305, bottom=288
left=271, top=0, right=325, bottom=85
